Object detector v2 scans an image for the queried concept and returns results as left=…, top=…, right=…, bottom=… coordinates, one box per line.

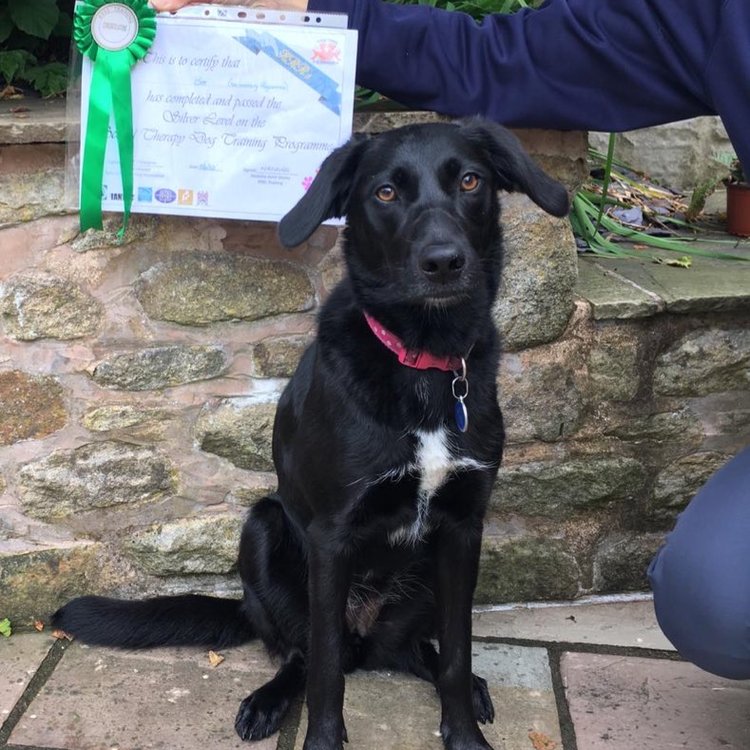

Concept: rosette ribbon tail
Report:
left=75, top=0, right=156, bottom=238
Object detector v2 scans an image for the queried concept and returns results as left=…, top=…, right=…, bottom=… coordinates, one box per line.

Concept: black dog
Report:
left=53, top=118, right=568, bottom=750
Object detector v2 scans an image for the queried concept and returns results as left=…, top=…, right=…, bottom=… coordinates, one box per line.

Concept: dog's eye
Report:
left=460, top=173, right=480, bottom=192
left=375, top=185, right=397, bottom=203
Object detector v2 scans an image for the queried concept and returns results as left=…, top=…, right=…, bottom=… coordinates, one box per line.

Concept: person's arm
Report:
left=310, top=0, right=720, bottom=133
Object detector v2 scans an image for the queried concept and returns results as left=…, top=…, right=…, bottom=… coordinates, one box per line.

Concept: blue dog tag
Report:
left=454, top=398, right=468, bottom=433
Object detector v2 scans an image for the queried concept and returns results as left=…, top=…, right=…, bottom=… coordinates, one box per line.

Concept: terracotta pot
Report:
left=726, top=181, right=750, bottom=237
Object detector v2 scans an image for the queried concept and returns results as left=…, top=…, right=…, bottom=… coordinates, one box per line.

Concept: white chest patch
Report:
left=384, top=428, right=488, bottom=546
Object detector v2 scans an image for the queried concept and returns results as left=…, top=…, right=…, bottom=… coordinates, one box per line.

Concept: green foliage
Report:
left=7, top=0, right=60, bottom=39
left=23, top=60, right=69, bottom=97
left=387, top=0, right=540, bottom=20
left=729, top=159, right=745, bottom=184
left=0, top=617, right=11, bottom=637
left=0, top=0, right=73, bottom=97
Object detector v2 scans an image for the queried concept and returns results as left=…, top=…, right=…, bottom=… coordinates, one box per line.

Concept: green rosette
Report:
left=74, top=0, right=156, bottom=237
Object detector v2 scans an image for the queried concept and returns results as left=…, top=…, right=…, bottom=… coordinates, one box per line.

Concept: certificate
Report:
left=80, top=7, right=357, bottom=222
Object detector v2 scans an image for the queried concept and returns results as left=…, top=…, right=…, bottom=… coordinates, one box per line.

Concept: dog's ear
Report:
left=278, top=134, right=369, bottom=248
left=458, top=118, right=570, bottom=217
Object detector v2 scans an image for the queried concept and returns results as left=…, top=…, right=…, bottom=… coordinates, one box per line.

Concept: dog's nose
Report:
left=418, top=245, right=466, bottom=284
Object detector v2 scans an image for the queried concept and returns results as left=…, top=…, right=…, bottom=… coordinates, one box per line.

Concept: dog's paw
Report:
left=234, top=687, right=290, bottom=741
left=471, top=674, right=495, bottom=724
left=441, top=722, right=495, bottom=750
left=301, top=720, right=348, bottom=750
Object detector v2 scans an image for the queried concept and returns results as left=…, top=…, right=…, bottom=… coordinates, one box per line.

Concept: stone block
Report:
left=587, top=256, right=750, bottom=317
left=0, top=370, right=67, bottom=446
left=576, top=258, right=662, bottom=320
left=592, top=532, right=665, bottom=593
left=19, top=441, right=175, bottom=519
left=604, top=408, right=703, bottom=444
left=226, top=473, right=278, bottom=507
left=0, top=145, right=67, bottom=225
left=196, top=399, right=276, bottom=472
left=253, top=335, right=311, bottom=378
left=135, top=253, right=315, bottom=325
left=653, top=327, right=750, bottom=396
left=493, top=456, right=647, bottom=518
left=0, top=542, right=105, bottom=623
left=69, top=214, right=160, bottom=253
left=83, top=405, right=172, bottom=434
left=499, top=338, right=585, bottom=443
left=589, top=117, right=734, bottom=191
left=92, top=345, right=228, bottom=391
left=650, top=452, right=730, bottom=520
left=588, top=323, right=641, bottom=401
left=475, top=534, right=580, bottom=604
left=493, top=193, right=578, bottom=351
left=125, top=514, right=243, bottom=576
left=0, top=273, right=102, bottom=340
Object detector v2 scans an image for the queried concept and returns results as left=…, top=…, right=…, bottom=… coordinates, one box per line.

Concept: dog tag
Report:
left=454, top=397, right=468, bottom=433
left=452, top=360, right=469, bottom=433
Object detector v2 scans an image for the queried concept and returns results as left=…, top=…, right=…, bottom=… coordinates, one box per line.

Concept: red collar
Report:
left=364, top=312, right=463, bottom=372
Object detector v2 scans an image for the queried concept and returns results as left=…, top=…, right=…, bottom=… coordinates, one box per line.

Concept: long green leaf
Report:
left=593, top=132, right=617, bottom=236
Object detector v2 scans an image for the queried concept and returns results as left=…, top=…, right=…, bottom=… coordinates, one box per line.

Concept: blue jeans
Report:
left=648, top=445, right=750, bottom=680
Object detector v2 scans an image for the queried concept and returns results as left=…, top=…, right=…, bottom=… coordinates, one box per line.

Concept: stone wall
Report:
left=589, top=117, right=735, bottom=191
left=2, top=104, right=749, bottom=626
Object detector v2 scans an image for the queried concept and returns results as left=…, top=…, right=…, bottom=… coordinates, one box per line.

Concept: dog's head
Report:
left=279, top=118, right=569, bottom=312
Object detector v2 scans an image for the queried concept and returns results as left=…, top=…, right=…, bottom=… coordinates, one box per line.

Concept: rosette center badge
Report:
left=91, top=3, right=140, bottom=51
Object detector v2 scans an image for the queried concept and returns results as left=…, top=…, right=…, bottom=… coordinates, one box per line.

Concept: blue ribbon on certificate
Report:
left=235, top=30, right=341, bottom=115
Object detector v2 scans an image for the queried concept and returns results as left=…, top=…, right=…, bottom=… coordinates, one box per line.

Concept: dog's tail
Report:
left=51, top=594, right=255, bottom=649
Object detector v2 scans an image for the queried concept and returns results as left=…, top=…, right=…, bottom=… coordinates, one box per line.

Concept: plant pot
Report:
left=726, top=181, right=750, bottom=237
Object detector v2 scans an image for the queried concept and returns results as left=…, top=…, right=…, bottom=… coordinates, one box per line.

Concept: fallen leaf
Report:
left=34, top=619, right=45, bottom=632
left=0, top=618, right=11, bottom=637
left=52, top=629, right=73, bottom=641
left=208, top=650, right=225, bottom=667
left=653, top=255, right=692, bottom=269
left=528, top=729, right=557, bottom=750
left=0, top=85, right=24, bottom=100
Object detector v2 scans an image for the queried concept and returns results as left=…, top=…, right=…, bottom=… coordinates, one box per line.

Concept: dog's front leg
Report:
left=303, top=523, right=352, bottom=750
left=435, top=516, right=494, bottom=750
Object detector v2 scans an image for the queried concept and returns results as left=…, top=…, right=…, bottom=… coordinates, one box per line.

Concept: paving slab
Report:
left=473, top=598, right=674, bottom=651
left=561, top=651, right=750, bottom=750
left=10, top=641, right=280, bottom=750
left=606, top=254, right=750, bottom=314
left=576, top=259, right=661, bottom=319
left=294, top=643, right=560, bottom=750
left=577, top=246, right=750, bottom=322
left=0, top=632, right=53, bottom=720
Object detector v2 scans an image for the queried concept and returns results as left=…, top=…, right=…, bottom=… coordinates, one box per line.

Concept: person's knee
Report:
left=650, top=542, right=750, bottom=680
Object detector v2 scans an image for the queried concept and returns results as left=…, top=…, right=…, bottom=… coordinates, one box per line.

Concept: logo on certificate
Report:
left=197, top=191, right=209, bottom=206
left=138, top=187, right=153, bottom=203
left=91, top=3, right=139, bottom=52
left=178, top=189, right=194, bottom=206
left=155, top=188, right=177, bottom=204
left=311, top=39, right=341, bottom=64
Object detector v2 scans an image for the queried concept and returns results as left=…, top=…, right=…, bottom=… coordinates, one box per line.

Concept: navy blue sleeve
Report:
left=311, top=0, right=722, bottom=132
